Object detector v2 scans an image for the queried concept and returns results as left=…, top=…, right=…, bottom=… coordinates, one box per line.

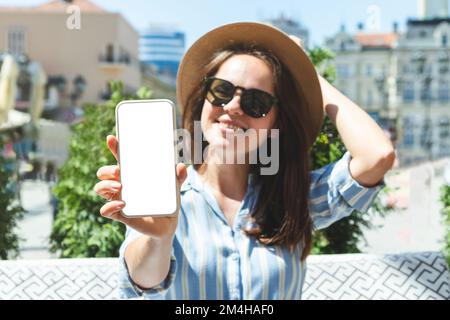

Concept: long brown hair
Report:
left=182, top=43, right=314, bottom=261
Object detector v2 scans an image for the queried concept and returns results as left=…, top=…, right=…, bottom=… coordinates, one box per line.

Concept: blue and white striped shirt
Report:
left=118, top=151, right=385, bottom=299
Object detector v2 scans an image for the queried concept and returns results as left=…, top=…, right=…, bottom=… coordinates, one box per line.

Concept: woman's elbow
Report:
left=379, top=147, right=397, bottom=172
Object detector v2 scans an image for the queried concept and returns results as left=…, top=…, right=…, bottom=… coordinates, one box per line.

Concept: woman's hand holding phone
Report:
left=94, top=135, right=187, bottom=241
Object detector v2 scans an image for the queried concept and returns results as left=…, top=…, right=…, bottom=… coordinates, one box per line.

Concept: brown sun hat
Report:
left=176, top=21, right=324, bottom=148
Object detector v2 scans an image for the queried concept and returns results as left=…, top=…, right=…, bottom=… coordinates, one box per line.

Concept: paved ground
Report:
left=359, top=157, right=449, bottom=254
left=15, top=180, right=55, bottom=259
left=14, top=157, right=450, bottom=259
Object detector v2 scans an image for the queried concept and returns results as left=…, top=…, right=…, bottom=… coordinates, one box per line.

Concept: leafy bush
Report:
left=0, top=135, right=24, bottom=259
left=440, top=184, right=450, bottom=265
left=309, top=47, right=394, bottom=254
left=49, top=83, right=151, bottom=257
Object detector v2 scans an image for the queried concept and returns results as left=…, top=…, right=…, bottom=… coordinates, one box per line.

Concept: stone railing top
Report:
left=0, top=251, right=449, bottom=300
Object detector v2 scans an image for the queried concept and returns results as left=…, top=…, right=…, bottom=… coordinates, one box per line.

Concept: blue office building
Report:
left=140, top=27, right=185, bottom=85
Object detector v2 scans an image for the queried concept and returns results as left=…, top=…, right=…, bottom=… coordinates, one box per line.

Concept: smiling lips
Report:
left=215, top=119, right=247, bottom=133
left=218, top=122, right=241, bottom=131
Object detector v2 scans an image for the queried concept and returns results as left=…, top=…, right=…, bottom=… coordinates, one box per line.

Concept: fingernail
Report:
left=111, top=181, right=121, bottom=189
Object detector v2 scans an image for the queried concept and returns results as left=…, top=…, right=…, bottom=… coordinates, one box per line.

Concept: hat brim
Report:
left=176, top=22, right=324, bottom=148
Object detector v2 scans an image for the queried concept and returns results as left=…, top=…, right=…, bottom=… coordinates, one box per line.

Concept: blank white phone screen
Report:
left=117, top=100, right=177, bottom=217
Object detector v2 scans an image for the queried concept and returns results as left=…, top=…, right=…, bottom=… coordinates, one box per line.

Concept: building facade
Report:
left=395, top=17, right=450, bottom=164
left=325, top=26, right=399, bottom=133
left=0, top=0, right=141, bottom=110
left=266, top=14, right=310, bottom=49
left=325, top=0, right=450, bottom=167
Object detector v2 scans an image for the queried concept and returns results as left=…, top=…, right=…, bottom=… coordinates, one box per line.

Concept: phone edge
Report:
left=115, top=99, right=181, bottom=219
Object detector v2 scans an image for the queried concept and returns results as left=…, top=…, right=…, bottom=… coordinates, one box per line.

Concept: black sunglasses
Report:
left=204, top=77, right=277, bottom=118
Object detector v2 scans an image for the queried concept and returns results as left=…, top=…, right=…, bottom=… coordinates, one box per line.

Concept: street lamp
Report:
left=375, top=75, right=388, bottom=112
left=411, top=51, right=434, bottom=162
left=420, top=74, right=433, bottom=161
left=375, top=74, right=397, bottom=143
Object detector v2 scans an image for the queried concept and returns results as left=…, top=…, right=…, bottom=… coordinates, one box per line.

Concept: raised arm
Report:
left=288, top=34, right=395, bottom=187
left=318, top=75, right=396, bottom=187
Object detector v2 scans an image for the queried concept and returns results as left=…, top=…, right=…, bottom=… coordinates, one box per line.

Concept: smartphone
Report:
left=115, top=99, right=179, bottom=217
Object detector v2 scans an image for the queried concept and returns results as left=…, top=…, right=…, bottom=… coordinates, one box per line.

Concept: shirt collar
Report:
left=180, top=164, right=257, bottom=194
left=182, top=165, right=259, bottom=228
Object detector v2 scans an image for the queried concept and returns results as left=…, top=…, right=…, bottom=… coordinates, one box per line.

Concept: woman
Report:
left=94, top=22, right=395, bottom=299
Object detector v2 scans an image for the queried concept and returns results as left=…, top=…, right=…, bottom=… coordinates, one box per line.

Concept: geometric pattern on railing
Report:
left=1, top=252, right=449, bottom=300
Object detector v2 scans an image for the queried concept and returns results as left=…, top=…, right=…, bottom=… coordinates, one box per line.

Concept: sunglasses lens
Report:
left=205, top=78, right=275, bottom=118
left=206, top=78, right=234, bottom=105
left=241, top=90, right=274, bottom=118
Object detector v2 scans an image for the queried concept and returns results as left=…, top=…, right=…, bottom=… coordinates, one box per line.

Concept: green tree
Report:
left=308, top=47, right=394, bottom=254
left=440, top=184, right=450, bottom=265
left=49, top=82, right=151, bottom=257
left=0, top=135, right=23, bottom=259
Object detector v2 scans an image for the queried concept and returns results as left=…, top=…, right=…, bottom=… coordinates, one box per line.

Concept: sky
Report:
left=0, top=0, right=427, bottom=48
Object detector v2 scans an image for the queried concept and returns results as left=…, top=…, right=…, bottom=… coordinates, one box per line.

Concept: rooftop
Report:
left=407, top=18, right=450, bottom=26
left=0, top=0, right=106, bottom=13
left=354, top=32, right=400, bottom=48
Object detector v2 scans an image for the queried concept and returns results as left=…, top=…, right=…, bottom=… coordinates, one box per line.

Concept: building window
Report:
left=118, top=46, right=130, bottom=64
left=439, top=116, right=450, bottom=156
left=402, top=117, right=415, bottom=148
left=366, top=64, right=373, bottom=76
left=403, top=82, right=415, bottom=103
left=438, top=80, right=449, bottom=102
left=106, top=44, right=114, bottom=62
left=412, top=52, right=426, bottom=74
left=439, top=53, right=449, bottom=74
left=336, top=64, right=350, bottom=79
left=439, top=116, right=450, bottom=139
left=419, top=30, right=427, bottom=38
left=442, top=34, right=448, bottom=47
left=420, top=78, right=433, bottom=103
left=7, top=27, right=26, bottom=55
left=420, top=118, right=433, bottom=150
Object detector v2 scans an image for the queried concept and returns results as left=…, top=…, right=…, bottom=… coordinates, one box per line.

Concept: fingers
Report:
left=94, top=180, right=121, bottom=200
left=100, top=200, right=126, bottom=220
left=96, top=165, right=120, bottom=180
left=107, top=135, right=119, bottom=162
left=176, top=163, right=187, bottom=186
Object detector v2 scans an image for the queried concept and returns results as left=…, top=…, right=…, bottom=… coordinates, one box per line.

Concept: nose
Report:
left=222, top=91, right=244, bottom=116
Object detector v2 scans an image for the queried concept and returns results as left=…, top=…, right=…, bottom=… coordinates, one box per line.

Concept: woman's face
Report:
left=200, top=54, right=278, bottom=157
